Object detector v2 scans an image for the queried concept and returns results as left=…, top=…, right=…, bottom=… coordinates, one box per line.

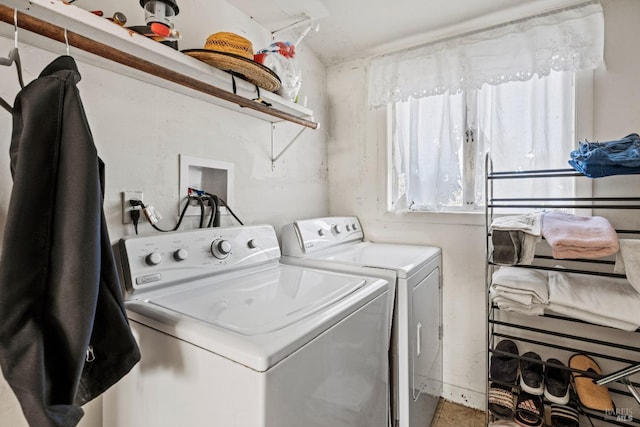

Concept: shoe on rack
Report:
left=519, top=352, right=544, bottom=395
left=514, top=391, right=544, bottom=427
left=491, top=339, right=520, bottom=385
left=544, top=358, right=571, bottom=405
left=550, top=397, right=580, bottom=427
left=489, top=382, right=516, bottom=419
left=568, top=353, right=614, bottom=412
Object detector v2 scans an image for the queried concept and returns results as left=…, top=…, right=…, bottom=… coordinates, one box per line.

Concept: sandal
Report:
left=489, top=383, right=516, bottom=419
left=568, top=354, right=614, bottom=412
left=520, top=352, right=544, bottom=395
left=544, top=358, right=571, bottom=404
left=550, top=401, right=580, bottom=427
left=491, top=339, right=519, bottom=385
left=514, top=391, right=544, bottom=427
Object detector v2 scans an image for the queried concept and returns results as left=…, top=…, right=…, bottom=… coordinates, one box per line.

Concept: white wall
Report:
left=327, top=0, right=640, bottom=410
left=0, top=1, right=328, bottom=425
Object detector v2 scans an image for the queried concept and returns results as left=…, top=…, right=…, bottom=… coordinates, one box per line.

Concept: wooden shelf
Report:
left=0, top=0, right=318, bottom=129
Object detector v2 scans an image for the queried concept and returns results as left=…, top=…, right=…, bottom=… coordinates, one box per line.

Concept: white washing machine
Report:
left=103, top=224, right=391, bottom=427
left=281, top=217, right=442, bottom=427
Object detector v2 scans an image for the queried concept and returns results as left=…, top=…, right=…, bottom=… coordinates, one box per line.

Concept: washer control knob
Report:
left=352, top=223, right=358, bottom=230
left=318, top=229, right=325, bottom=236
left=346, top=224, right=352, bottom=231
left=173, top=248, right=188, bottom=261
left=145, top=252, right=162, bottom=266
left=247, top=239, right=258, bottom=249
left=211, top=239, right=232, bottom=259
left=332, top=224, right=342, bottom=234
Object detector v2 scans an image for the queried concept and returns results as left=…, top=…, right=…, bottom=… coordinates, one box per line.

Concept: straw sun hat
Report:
left=182, top=32, right=281, bottom=92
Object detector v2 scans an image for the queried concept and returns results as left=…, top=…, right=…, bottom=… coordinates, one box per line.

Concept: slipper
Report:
left=544, top=358, right=571, bottom=404
left=491, top=339, right=519, bottom=385
left=550, top=401, right=580, bottom=427
left=568, top=354, right=614, bottom=412
left=489, top=383, right=516, bottom=419
left=519, top=352, right=544, bottom=395
left=514, top=392, right=544, bottom=427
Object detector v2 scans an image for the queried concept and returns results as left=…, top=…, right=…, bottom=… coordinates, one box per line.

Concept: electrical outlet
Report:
left=122, top=191, right=143, bottom=224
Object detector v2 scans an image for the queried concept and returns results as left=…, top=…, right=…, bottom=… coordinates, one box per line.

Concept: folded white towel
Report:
left=491, top=267, right=549, bottom=304
left=491, top=213, right=542, bottom=236
left=613, top=239, right=640, bottom=293
left=547, top=271, right=640, bottom=331
left=546, top=303, right=639, bottom=331
left=490, top=291, right=546, bottom=316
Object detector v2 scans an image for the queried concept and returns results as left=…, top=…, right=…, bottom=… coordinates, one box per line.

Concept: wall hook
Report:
left=64, top=28, right=70, bottom=55
left=13, top=8, right=18, bottom=48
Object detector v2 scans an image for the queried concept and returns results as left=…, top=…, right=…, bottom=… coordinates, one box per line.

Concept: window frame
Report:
left=384, top=70, right=594, bottom=220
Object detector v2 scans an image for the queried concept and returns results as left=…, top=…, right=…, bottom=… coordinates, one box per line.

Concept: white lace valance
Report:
left=368, top=1, right=604, bottom=108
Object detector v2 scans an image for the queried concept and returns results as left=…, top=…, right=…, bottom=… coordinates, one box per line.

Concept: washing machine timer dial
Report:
left=211, top=239, right=232, bottom=259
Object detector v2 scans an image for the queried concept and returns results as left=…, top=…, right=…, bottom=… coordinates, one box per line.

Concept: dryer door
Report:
left=410, top=266, right=442, bottom=425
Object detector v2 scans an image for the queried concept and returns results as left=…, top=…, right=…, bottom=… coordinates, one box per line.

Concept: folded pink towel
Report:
left=541, top=211, right=619, bottom=259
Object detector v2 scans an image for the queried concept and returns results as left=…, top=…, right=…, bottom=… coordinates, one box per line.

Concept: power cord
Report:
left=130, top=207, right=141, bottom=235
left=129, top=191, right=244, bottom=234
left=130, top=197, right=195, bottom=233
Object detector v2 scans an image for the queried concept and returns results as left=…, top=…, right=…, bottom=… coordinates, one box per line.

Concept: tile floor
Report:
left=431, top=399, right=486, bottom=427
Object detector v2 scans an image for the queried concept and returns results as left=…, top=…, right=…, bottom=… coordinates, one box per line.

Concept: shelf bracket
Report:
left=270, top=124, right=308, bottom=168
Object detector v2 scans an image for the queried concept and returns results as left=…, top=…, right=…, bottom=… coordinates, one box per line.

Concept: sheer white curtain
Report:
left=389, top=93, right=465, bottom=211
left=389, top=72, right=576, bottom=212
left=369, top=1, right=603, bottom=108
left=474, top=71, right=577, bottom=205
left=380, top=1, right=603, bottom=212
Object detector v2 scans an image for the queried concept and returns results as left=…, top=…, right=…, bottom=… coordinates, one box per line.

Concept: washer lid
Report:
left=148, top=266, right=365, bottom=336
left=306, top=242, right=441, bottom=278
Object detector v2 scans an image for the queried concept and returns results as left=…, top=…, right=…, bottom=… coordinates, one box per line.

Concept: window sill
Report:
left=381, top=209, right=486, bottom=226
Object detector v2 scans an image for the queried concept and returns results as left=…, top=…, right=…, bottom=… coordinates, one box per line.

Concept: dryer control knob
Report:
left=145, top=252, right=162, bottom=266
left=346, top=224, right=352, bottom=231
left=332, top=224, right=342, bottom=234
left=318, top=229, right=325, bottom=236
left=211, top=239, right=232, bottom=259
left=173, top=248, right=188, bottom=261
left=247, top=239, right=258, bottom=249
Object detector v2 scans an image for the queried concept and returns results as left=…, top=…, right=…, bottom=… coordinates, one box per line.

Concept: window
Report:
left=369, top=2, right=604, bottom=214
left=388, top=70, right=576, bottom=212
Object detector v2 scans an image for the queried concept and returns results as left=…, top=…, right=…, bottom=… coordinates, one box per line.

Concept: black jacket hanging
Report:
left=0, top=56, right=140, bottom=427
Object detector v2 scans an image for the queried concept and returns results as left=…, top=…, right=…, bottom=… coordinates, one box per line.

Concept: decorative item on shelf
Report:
left=182, top=32, right=281, bottom=93
left=140, top=0, right=178, bottom=34
left=91, top=11, right=127, bottom=27
left=108, top=12, right=127, bottom=27
left=127, top=0, right=180, bottom=50
left=254, top=41, right=301, bottom=102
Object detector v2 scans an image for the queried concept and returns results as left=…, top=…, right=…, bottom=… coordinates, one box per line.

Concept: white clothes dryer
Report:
left=281, top=217, right=442, bottom=427
left=103, top=225, right=391, bottom=427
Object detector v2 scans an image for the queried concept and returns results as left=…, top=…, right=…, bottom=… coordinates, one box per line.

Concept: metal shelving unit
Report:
left=485, top=154, right=640, bottom=426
